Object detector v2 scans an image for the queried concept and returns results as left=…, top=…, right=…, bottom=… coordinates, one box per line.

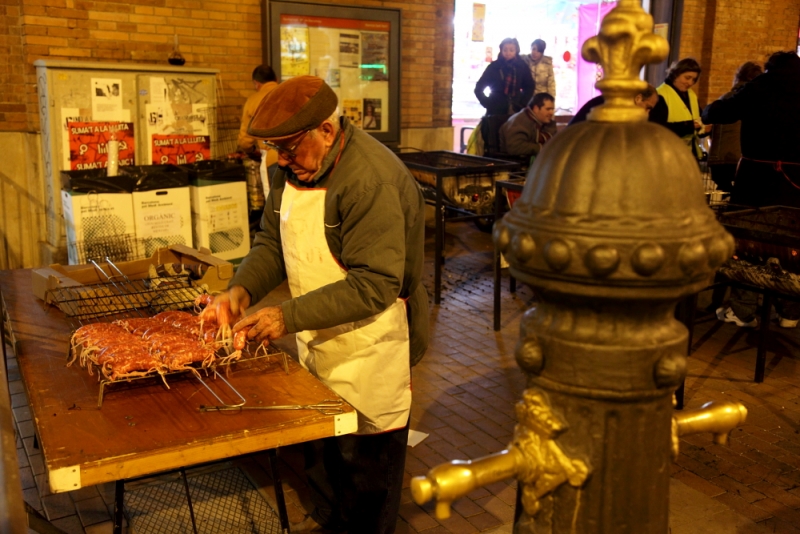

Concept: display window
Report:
left=454, top=0, right=653, bottom=120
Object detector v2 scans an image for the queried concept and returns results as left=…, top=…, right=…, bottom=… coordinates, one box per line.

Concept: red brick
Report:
left=672, top=469, right=726, bottom=498
left=709, top=475, right=766, bottom=503
left=465, top=511, right=502, bottom=531
left=399, top=502, right=439, bottom=532
left=435, top=509, right=478, bottom=534
left=714, top=492, right=773, bottom=523
left=750, top=481, right=800, bottom=509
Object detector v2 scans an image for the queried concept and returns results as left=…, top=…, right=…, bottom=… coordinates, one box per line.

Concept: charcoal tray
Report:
left=718, top=206, right=800, bottom=272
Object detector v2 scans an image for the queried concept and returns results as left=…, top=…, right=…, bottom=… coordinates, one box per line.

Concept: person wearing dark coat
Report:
left=702, top=51, right=800, bottom=330
left=499, top=92, right=557, bottom=160
left=568, top=84, right=667, bottom=126
left=705, top=61, right=763, bottom=192
left=702, top=51, right=800, bottom=208
left=474, top=37, right=535, bottom=116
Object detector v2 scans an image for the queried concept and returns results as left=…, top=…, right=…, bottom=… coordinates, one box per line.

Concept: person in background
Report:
left=499, top=92, right=557, bottom=161
left=702, top=52, right=799, bottom=207
left=521, top=39, right=556, bottom=98
left=568, top=84, right=667, bottom=126
left=657, top=58, right=709, bottom=161
left=474, top=37, right=535, bottom=116
left=211, top=76, right=429, bottom=532
left=706, top=61, right=763, bottom=192
left=238, top=65, right=279, bottom=196
left=702, top=51, right=800, bottom=329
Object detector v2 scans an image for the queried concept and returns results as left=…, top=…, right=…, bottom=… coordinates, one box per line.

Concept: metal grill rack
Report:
left=45, top=258, right=290, bottom=407
left=67, top=234, right=141, bottom=265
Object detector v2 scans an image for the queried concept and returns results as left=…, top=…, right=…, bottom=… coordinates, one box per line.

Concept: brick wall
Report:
left=1, top=0, right=454, bottom=134
left=679, top=0, right=800, bottom=106
left=0, top=0, right=26, bottom=131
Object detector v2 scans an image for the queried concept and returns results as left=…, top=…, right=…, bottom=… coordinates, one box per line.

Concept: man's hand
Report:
left=206, top=285, right=252, bottom=324
left=233, top=305, right=289, bottom=344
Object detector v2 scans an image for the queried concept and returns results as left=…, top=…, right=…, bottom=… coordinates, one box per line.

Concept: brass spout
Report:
left=411, top=389, right=590, bottom=520
left=411, top=448, right=522, bottom=519
left=671, top=401, right=747, bottom=457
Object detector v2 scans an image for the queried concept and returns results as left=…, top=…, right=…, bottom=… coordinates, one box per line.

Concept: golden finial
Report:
left=581, top=0, right=669, bottom=122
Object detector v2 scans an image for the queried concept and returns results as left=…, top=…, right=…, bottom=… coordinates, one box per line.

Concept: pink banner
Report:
left=577, top=2, right=617, bottom=111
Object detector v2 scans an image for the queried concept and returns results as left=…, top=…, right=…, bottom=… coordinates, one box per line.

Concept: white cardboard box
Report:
left=190, top=180, right=250, bottom=262
left=132, top=187, right=194, bottom=259
left=61, top=190, right=136, bottom=265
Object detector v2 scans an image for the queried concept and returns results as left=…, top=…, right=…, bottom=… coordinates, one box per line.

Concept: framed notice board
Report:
left=267, top=1, right=401, bottom=148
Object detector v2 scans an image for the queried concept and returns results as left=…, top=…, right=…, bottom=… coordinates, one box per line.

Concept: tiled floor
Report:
left=8, top=219, right=800, bottom=533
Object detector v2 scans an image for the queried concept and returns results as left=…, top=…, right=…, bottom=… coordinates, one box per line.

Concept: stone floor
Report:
left=8, top=219, right=800, bottom=533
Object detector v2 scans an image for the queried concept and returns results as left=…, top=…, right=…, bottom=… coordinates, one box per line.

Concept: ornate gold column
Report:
left=411, top=1, right=746, bottom=532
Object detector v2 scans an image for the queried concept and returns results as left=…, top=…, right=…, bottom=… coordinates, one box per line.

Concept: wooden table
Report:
left=0, top=269, right=357, bottom=532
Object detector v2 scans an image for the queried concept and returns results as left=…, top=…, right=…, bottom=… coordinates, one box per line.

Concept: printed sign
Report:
left=152, top=134, right=211, bottom=165
left=67, top=122, right=135, bottom=170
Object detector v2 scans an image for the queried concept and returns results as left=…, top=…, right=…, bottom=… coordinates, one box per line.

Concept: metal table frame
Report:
left=674, top=277, right=800, bottom=411
left=430, top=180, right=495, bottom=304
left=493, top=178, right=526, bottom=331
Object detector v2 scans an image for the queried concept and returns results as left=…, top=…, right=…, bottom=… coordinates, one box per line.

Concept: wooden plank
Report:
left=1, top=269, right=356, bottom=492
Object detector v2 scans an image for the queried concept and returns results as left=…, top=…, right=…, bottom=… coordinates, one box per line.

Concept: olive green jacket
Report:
left=230, top=118, right=429, bottom=366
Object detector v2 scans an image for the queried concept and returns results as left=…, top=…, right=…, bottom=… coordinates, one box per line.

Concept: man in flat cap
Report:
left=210, top=75, right=428, bottom=532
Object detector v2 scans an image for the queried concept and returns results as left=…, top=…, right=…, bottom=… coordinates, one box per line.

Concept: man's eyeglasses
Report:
left=261, top=129, right=310, bottom=160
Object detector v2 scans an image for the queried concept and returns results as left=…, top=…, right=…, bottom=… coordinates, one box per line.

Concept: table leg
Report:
left=1, top=289, right=7, bottom=374
left=113, top=480, right=124, bottom=534
left=434, top=176, right=443, bottom=305
left=180, top=467, right=199, bottom=534
left=267, top=448, right=290, bottom=533
left=755, top=292, right=772, bottom=383
left=674, top=293, right=698, bottom=410
left=509, top=275, right=517, bottom=293
left=493, top=182, right=502, bottom=331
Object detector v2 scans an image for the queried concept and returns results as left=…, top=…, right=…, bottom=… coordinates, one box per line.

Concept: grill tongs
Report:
left=199, top=400, right=344, bottom=415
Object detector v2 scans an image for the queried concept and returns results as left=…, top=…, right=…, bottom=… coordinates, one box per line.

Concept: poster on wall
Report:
left=339, top=33, right=360, bottom=68
left=362, top=98, right=382, bottom=130
left=342, top=99, right=362, bottom=128
left=281, top=26, right=310, bottom=77
left=472, top=4, right=486, bottom=42
left=91, top=78, right=123, bottom=121
left=361, top=32, right=389, bottom=81
left=144, top=77, right=211, bottom=164
left=151, top=135, right=211, bottom=165
left=67, top=121, right=135, bottom=171
left=270, top=8, right=399, bottom=139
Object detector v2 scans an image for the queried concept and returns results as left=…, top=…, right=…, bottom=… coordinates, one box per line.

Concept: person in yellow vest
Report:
left=657, top=58, right=709, bottom=161
left=238, top=65, right=279, bottom=196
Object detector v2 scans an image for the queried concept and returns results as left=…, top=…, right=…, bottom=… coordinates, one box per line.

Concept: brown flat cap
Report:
left=247, top=76, right=338, bottom=140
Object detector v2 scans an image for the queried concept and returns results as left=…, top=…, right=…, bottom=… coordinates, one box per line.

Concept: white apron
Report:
left=259, top=149, right=270, bottom=198
left=279, top=181, right=412, bottom=435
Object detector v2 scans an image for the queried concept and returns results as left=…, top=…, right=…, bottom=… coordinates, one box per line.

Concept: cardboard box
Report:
left=61, top=190, right=137, bottom=265
left=190, top=179, right=250, bottom=262
left=32, top=244, right=234, bottom=304
left=132, top=187, right=194, bottom=258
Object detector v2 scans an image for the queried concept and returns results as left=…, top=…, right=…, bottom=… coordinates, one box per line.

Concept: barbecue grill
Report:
left=43, top=257, right=289, bottom=407
left=397, top=151, right=522, bottom=303
left=717, top=206, right=800, bottom=294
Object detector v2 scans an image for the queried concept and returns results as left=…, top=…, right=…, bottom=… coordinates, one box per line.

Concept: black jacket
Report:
left=474, top=56, right=535, bottom=116
left=702, top=66, right=800, bottom=163
left=702, top=63, right=800, bottom=207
